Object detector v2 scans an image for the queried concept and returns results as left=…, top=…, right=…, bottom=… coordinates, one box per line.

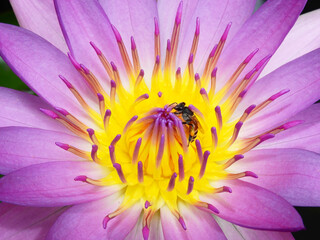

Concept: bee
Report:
left=170, top=102, right=201, bottom=145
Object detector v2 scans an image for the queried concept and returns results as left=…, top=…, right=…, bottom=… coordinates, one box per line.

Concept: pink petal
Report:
left=47, top=194, right=141, bottom=240
left=229, top=148, right=320, bottom=206
left=0, top=126, right=90, bottom=174
left=54, top=0, right=124, bottom=87
left=236, top=48, right=320, bottom=137
left=157, top=0, right=256, bottom=71
left=0, top=161, right=118, bottom=207
left=0, top=87, right=65, bottom=131
left=0, top=202, right=64, bottom=240
left=10, top=0, right=68, bottom=52
left=215, top=217, right=294, bottom=240
left=216, top=0, right=306, bottom=90
left=201, top=180, right=304, bottom=231
left=0, top=23, right=97, bottom=127
left=98, top=0, right=158, bottom=80
left=261, top=9, right=320, bottom=77
left=258, top=104, right=320, bottom=153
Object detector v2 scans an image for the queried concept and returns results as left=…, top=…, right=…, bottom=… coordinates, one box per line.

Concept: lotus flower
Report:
left=0, top=0, right=320, bottom=239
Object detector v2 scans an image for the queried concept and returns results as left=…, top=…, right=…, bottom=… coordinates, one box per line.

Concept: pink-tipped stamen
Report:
left=111, top=25, right=134, bottom=77
left=113, top=163, right=127, bottom=183
left=167, top=172, right=178, bottom=191
left=187, top=176, right=194, bottom=195
left=55, top=142, right=89, bottom=159
left=154, top=17, right=160, bottom=59
left=195, top=139, right=203, bottom=163
left=131, top=36, right=141, bottom=75
left=138, top=161, right=144, bottom=183
left=215, top=106, right=223, bottom=130
left=132, top=138, right=142, bottom=164
left=90, top=41, right=113, bottom=79
left=91, top=144, right=100, bottom=162
left=87, top=128, right=99, bottom=145
left=123, top=115, right=138, bottom=134
left=199, top=151, right=210, bottom=179
left=156, top=134, right=165, bottom=168
left=178, top=154, right=185, bottom=181
left=211, top=127, right=218, bottom=149
left=222, top=154, right=244, bottom=169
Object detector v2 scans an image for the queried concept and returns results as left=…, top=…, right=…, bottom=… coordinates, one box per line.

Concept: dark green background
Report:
left=0, top=0, right=319, bottom=239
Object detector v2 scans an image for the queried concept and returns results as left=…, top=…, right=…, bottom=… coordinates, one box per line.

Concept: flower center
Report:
left=39, top=2, right=303, bottom=237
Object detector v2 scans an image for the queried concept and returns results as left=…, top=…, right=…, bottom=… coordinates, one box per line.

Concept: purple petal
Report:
left=215, top=217, right=294, bottom=240
left=0, top=127, right=90, bottom=174
left=98, top=0, right=158, bottom=80
left=0, top=24, right=97, bottom=126
left=157, top=0, right=256, bottom=70
left=0, top=202, right=64, bottom=240
left=0, top=161, right=118, bottom=207
left=235, top=48, right=320, bottom=137
left=47, top=195, right=141, bottom=240
left=54, top=0, right=123, bottom=86
left=229, top=148, right=320, bottom=206
left=217, top=0, right=306, bottom=90
left=0, top=87, right=65, bottom=131
left=10, top=0, right=68, bottom=52
left=261, top=9, right=320, bottom=77
left=258, top=104, right=320, bottom=153
left=201, top=180, right=304, bottom=231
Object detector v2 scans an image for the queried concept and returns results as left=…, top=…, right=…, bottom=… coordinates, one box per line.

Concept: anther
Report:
left=167, top=172, right=177, bottom=191
left=97, top=93, right=105, bottom=117
left=110, top=80, right=116, bottom=106
left=131, top=36, right=141, bottom=74
left=109, top=145, right=116, bottom=164
left=67, top=52, right=81, bottom=70
left=188, top=104, right=204, bottom=120
left=135, top=93, right=149, bottom=104
left=132, top=138, right=142, bottom=164
left=226, top=121, right=243, bottom=147
left=200, top=88, right=209, bottom=104
left=212, top=186, right=232, bottom=194
left=74, top=175, right=106, bottom=186
left=225, top=171, right=258, bottom=179
left=111, top=134, right=121, bottom=146
left=211, top=127, right=218, bottom=149
left=195, top=73, right=201, bottom=90
left=55, top=142, right=89, bottom=159
left=195, top=139, right=203, bottom=163
left=189, top=17, right=200, bottom=58
left=209, top=68, right=217, bottom=96
left=111, top=25, right=134, bottom=77
left=87, top=128, right=99, bottom=145
left=222, top=154, right=244, bottom=169
left=199, top=151, right=210, bottom=179
left=158, top=91, right=162, bottom=97
left=145, top=200, right=151, bottom=209
left=154, top=17, right=160, bottom=59
left=174, top=67, right=182, bottom=90
left=113, top=163, right=127, bottom=183
left=178, top=216, right=187, bottom=230
left=196, top=201, right=220, bottom=214
left=123, top=115, right=138, bottom=134
left=142, top=226, right=150, bottom=240
left=188, top=54, right=194, bottom=78
left=91, top=144, right=99, bottom=162
left=103, top=109, right=111, bottom=133
left=156, top=134, right=165, bottom=168
left=164, top=39, right=172, bottom=70
left=215, top=106, right=222, bottom=130
left=178, top=154, right=184, bottom=181
left=138, top=161, right=144, bottom=183
left=186, top=176, right=194, bottom=195
left=239, top=104, right=256, bottom=123
left=251, top=89, right=290, bottom=117
left=90, top=41, right=113, bottom=79
left=135, top=69, right=144, bottom=89
left=60, top=75, right=95, bottom=115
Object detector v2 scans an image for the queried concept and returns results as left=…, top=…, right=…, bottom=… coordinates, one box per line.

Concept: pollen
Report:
left=40, top=2, right=303, bottom=238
